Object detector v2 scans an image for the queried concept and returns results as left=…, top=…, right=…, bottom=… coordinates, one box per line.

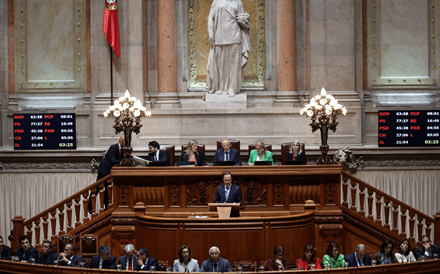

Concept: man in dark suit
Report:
left=214, top=172, right=243, bottom=217
left=36, top=240, right=58, bottom=265
left=89, top=245, right=116, bottom=269
left=59, top=243, right=84, bottom=267
left=146, top=141, right=170, bottom=166
left=200, top=246, right=233, bottom=272
left=0, top=236, right=12, bottom=260
left=15, top=235, right=38, bottom=262
left=117, top=244, right=139, bottom=270
left=416, top=235, right=440, bottom=259
left=344, top=244, right=372, bottom=267
left=214, top=139, right=241, bottom=165
left=137, top=247, right=159, bottom=271
left=89, top=136, right=125, bottom=212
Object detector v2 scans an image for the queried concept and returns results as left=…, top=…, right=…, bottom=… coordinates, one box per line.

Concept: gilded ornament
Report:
left=418, top=79, right=421, bottom=84
left=388, top=80, right=391, bottom=84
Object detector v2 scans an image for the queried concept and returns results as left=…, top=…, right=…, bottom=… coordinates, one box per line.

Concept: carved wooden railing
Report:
left=9, top=175, right=113, bottom=252
left=342, top=171, right=440, bottom=245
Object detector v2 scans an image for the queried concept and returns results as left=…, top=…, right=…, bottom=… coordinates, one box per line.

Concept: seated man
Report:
left=201, top=246, right=232, bottom=272
left=118, top=244, right=138, bottom=271
left=59, top=243, right=84, bottom=267
left=416, top=235, right=440, bottom=259
left=136, top=247, right=158, bottom=271
left=344, top=244, right=371, bottom=267
left=15, top=235, right=38, bottom=262
left=214, top=139, right=241, bottom=166
left=36, top=240, right=58, bottom=265
left=89, top=245, right=116, bottom=269
left=0, top=236, right=12, bottom=260
left=146, top=141, right=171, bottom=166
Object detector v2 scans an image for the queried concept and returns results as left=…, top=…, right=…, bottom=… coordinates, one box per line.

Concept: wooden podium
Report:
left=208, top=203, right=240, bottom=218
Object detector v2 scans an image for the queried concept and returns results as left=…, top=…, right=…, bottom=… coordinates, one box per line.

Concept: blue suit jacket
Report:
left=16, top=246, right=38, bottom=262
left=117, top=254, right=139, bottom=270
left=97, top=143, right=124, bottom=177
left=0, top=245, right=12, bottom=260
left=88, top=255, right=116, bottom=269
left=59, top=254, right=84, bottom=267
left=214, top=148, right=241, bottom=166
left=147, top=150, right=171, bottom=166
left=344, top=252, right=371, bottom=267
left=416, top=244, right=440, bottom=258
left=139, top=256, right=159, bottom=271
left=214, top=184, right=243, bottom=206
left=200, top=257, right=232, bottom=272
left=36, top=252, right=58, bottom=265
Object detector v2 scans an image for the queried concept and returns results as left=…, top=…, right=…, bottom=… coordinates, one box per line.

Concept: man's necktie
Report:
left=226, top=152, right=229, bottom=161
left=225, top=187, right=230, bottom=201
left=213, top=263, right=217, bottom=272
left=119, top=149, right=122, bottom=158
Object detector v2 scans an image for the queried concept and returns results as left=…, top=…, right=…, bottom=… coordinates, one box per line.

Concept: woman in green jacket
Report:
left=248, top=140, right=274, bottom=165
left=322, top=242, right=345, bottom=269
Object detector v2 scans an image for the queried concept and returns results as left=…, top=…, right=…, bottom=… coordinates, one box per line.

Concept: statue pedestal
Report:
left=205, top=93, right=247, bottom=109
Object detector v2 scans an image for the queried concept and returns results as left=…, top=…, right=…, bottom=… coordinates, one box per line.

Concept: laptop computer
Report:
left=254, top=161, right=272, bottom=166
left=149, top=161, right=167, bottom=167
left=285, top=160, right=303, bottom=165
left=215, top=161, right=236, bottom=166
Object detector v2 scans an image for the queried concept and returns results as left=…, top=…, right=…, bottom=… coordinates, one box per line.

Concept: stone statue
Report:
left=204, top=0, right=251, bottom=98
left=334, top=147, right=364, bottom=173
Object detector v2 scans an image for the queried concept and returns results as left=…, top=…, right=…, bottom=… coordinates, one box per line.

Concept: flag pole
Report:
left=110, top=44, right=113, bottom=106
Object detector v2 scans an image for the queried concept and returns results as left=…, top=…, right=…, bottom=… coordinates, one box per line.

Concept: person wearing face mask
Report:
left=173, top=245, right=199, bottom=272
left=372, top=239, right=398, bottom=265
left=267, top=246, right=289, bottom=271
left=287, top=140, right=306, bottom=165
left=296, top=244, right=321, bottom=270
left=200, top=246, right=232, bottom=272
left=15, top=235, right=38, bottom=262
left=322, top=242, right=345, bottom=268
left=395, top=238, right=416, bottom=263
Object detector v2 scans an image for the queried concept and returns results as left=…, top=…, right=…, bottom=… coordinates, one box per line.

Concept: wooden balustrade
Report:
left=9, top=175, right=113, bottom=252
left=342, top=171, right=438, bottom=245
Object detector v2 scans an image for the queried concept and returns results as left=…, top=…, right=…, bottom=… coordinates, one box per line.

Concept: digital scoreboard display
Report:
left=378, top=110, right=440, bottom=147
left=13, top=113, right=76, bottom=150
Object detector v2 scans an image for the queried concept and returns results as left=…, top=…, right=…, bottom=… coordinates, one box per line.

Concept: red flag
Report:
left=103, top=0, right=120, bottom=57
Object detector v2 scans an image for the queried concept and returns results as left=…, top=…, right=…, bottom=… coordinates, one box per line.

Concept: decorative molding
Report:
left=274, top=183, right=283, bottom=205
left=2, top=162, right=92, bottom=170
left=170, top=184, right=179, bottom=206
left=326, top=182, right=335, bottom=204
left=315, top=216, right=344, bottom=224
left=363, top=159, right=440, bottom=168
left=111, top=218, right=135, bottom=225
left=78, top=215, right=112, bottom=237
left=119, top=185, right=128, bottom=206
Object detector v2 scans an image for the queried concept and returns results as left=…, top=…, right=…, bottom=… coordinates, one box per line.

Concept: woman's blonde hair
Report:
left=185, top=139, right=199, bottom=156
left=255, top=140, right=267, bottom=158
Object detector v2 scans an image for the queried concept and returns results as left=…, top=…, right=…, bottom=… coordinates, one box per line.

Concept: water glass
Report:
left=150, top=266, right=156, bottom=273
left=79, top=262, right=85, bottom=269
left=259, top=265, right=265, bottom=273
left=54, top=259, right=58, bottom=267
left=116, top=264, right=122, bottom=271
left=371, top=260, right=376, bottom=267
left=166, top=266, right=172, bottom=273
left=30, top=258, right=35, bottom=265
left=237, top=266, right=243, bottom=273
left=326, top=263, right=331, bottom=270
left=344, top=262, right=349, bottom=269
left=434, top=254, right=438, bottom=260
left=277, top=264, right=283, bottom=272
left=421, top=256, right=425, bottom=262
left=11, top=256, right=16, bottom=263
left=310, top=264, right=315, bottom=271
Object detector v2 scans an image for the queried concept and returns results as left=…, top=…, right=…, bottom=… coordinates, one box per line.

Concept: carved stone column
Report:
left=275, top=0, right=297, bottom=107
left=156, top=0, right=180, bottom=108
